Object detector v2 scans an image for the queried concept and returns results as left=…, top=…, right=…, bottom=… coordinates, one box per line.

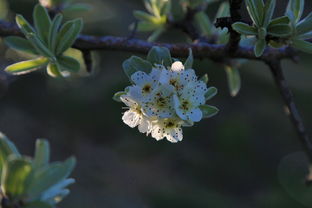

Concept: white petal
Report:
left=188, top=108, right=203, bottom=122
left=138, top=117, right=150, bottom=133
left=122, top=110, right=141, bottom=128
left=131, top=71, right=152, bottom=86
left=159, top=69, right=171, bottom=85
left=173, top=95, right=188, bottom=120
left=151, top=125, right=164, bottom=141
left=120, top=94, right=138, bottom=107
left=149, top=68, right=162, bottom=83
left=179, top=69, right=197, bottom=85
left=171, top=61, right=184, bottom=71
left=166, top=128, right=183, bottom=143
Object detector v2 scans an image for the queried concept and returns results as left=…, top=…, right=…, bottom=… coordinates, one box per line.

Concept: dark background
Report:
left=1, top=0, right=312, bottom=207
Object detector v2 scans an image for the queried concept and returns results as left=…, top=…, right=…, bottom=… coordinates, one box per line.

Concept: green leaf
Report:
left=269, top=16, right=290, bottom=26
left=232, top=22, right=257, bottom=35
left=147, top=46, right=172, bottom=66
left=253, top=0, right=265, bottom=23
left=215, top=1, right=230, bottom=18
left=2, top=157, right=33, bottom=200
left=4, top=36, right=38, bottom=55
left=292, top=39, right=312, bottom=53
left=33, top=139, right=50, bottom=170
left=200, top=74, right=209, bottom=84
left=268, top=24, right=291, bottom=37
left=225, top=66, right=241, bottom=97
left=63, top=3, right=92, bottom=13
left=254, top=38, right=266, bottom=57
left=263, top=0, right=276, bottom=27
left=297, top=31, right=312, bottom=40
left=47, top=62, right=62, bottom=77
left=245, top=0, right=262, bottom=26
left=200, top=105, right=219, bottom=118
left=184, top=48, right=193, bottom=69
left=287, top=0, right=304, bottom=23
left=27, top=33, right=55, bottom=58
left=48, top=14, right=63, bottom=53
left=33, top=4, right=51, bottom=44
left=56, top=18, right=83, bottom=55
left=136, top=21, right=160, bottom=32
left=57, top=55, right=80, bottom=72
left=205, top=87, right=218, bottom=100
left=27, top=157, right=76, bottom=199
left=134, top=10, right=156, bottom=22
left=194, top=11, right=213, bottom=36
left=113, top=91, right=126, bottom=102
left=5, top=57, right=49, bottom=75
left=296, top=13, right=312, bottom=35
left=122, top=56, right=153, bottom=79
left=16, top=15, right=35, bottom=35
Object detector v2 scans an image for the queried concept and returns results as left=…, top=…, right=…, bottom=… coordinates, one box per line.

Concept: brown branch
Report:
left=267, top=60, right=312, bottom=180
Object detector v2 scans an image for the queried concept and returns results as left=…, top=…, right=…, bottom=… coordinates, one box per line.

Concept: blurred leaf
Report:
left=63, top=3, right=92, bottom=13
left=57, top=55, right=80, bottom=72
left=296, top=13, right=312, bottom=35
left=47, top=62, right=62, bottom=77
left=292, top=39, right=312, bottom=53
left=254, top=38, right=266, bottom=57
left=147, top=46, right=172, bottom=66
left=33, top=4, right=51, bottom=44
left=113, top=91, right=126, bottom=102
left=200, top=74, right=209, bottom=84
left=268, top=24, right=291, bottom=37
left=56, top=18, right=83, bottom=55
left=4, top=36, right=38, bottom=55
left=147, top=28, right=165, bottom=42
left=269, top=16, right=290, bottom=26
left=205, top=87, right=217, bottom=100
left=134, top=10, right=156, bottom=22
left=298, top=31, right=312, bottom=39
left=184, top=48, right=193, bottom=69
left=287, top=0, right=304, bottom=23
left=24, top=201, right=53, bottom=208
left=16, top=14, right=35, bottom=35
left=27, top=33, right=55, bottom=58
left=33, top=139, right=50, bottom=170
left=263, top=0, right=276, bottom=27
left=2, top=157, right=33, bottom=200
left=48, top=14, right=63, bottom=53
left=245, top=0, right=262, bottom=26
left=232, top=22, right=257, bottom=35
left=122, top=56, right=153, bottom=79
left=200, top=105, right=219, bottom=118
left=5, top=57, right=48, bottom=75
left=225, top=66, right=241, bottom=97
left=194, top=11, right=213, bottom=36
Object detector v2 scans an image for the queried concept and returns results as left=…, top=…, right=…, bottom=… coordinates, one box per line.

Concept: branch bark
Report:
left=267, top=60, right=312, bottom=169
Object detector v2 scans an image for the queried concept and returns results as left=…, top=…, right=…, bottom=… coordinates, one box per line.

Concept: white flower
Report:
left=173, top=81, right=207, bottom=122
left=141, top=84, right=175, bottom=118
left=120, top=94, right=151, bottom=134
left=150, top=118, right=183, bottom=143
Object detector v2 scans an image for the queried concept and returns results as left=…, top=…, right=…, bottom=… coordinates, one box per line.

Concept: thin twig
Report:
left=267, top=60, right=312, bottom=172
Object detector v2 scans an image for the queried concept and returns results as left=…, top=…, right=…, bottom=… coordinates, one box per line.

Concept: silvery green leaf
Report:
left=47, top=62, right=62, bottom=78
left=297, top=31, right=312, bottom=40
left=253, top=0, right=265, bottom=23
left=268, top=24, right=292, bottom=37
left=63, top=3, right=92, bottom=13
left=215, top=1, right=230, bottom=19
left=245, top=0, right=262, bottom=27
left=113, top=91, right=126, bottom=102
left=122, top=56, right=153, bottom=79
left=2, top=157, right=33, bottom=200
left=33, top=139, right=50, bottom=170
left=184, top=48, right=193, bottom=69
left=56, top=18, right=83, bottom=55
left=225, top=66, right=241, bottom=97
left=5, top=57, right=49, bottom=75
left=263, top=0, right=276, bottom=27
left=292, top=39, right=312, bottom=53
left=27, top=33, right=55, bottom=58
left=296, top=13, right=312, bottom=35
left=134, top=10, right=156, bottom=22
left=269, top=16, right=290, bottom=26
left=57, top=55, right=80, bottom=72
left=41, top=178, right=75, bottom=201
left=147, top=46, right=172, bottom=66
left=286, top=0, right=304, bottom=23
left=205, top=87, right=217, bottom=100
left=16, top=15, right=35, bottom=35
left=4, top=36, right=38, bottom=55
left=254, top=38, right=266, bottom=57
left=200, top=105, right=219, bottom=118
left=232, top=22, right=258, bottom=35
left=136, top=21, right=160, bottom=32
left=33, top=4, right=51, bottom=44
left=200, top=74, right=209, bottom=84
left=48, top=14, right=63, bottom=53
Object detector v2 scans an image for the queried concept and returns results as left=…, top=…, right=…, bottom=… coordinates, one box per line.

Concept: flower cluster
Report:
left=114, top=47, right=218, bottom=143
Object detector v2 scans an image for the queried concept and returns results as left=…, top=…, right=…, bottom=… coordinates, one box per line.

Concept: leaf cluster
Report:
left=0, top=133, right=75, bottom=208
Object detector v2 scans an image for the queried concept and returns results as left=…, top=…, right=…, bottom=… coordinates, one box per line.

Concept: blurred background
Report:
left=0, top=0, right=312, bottom=207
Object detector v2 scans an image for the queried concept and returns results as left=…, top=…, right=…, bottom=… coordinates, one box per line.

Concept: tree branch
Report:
left=0, top=20, right=296, bottom=62
left=267, top=60, right=312, bottom=176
